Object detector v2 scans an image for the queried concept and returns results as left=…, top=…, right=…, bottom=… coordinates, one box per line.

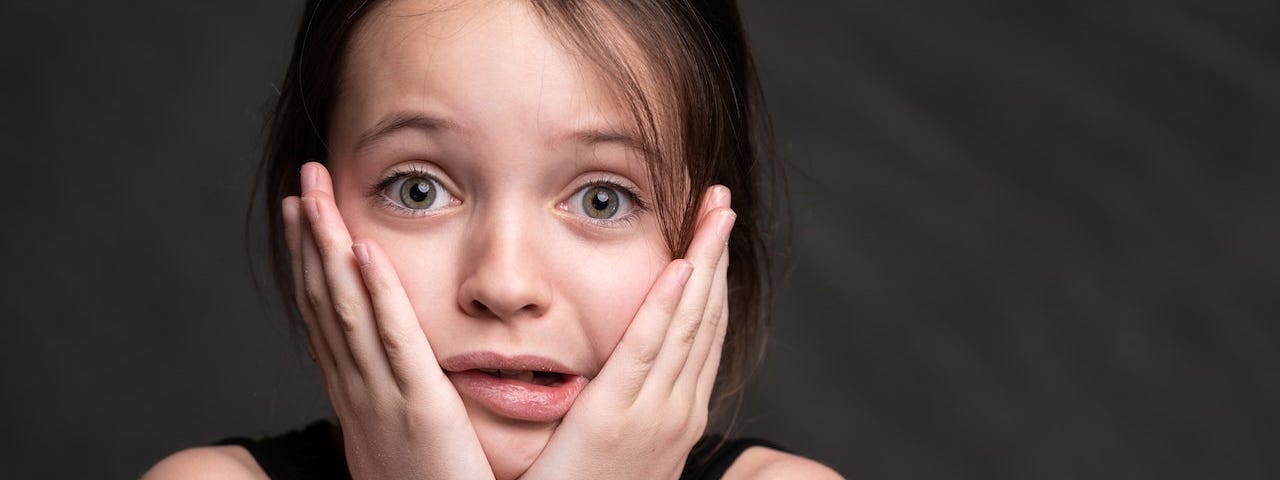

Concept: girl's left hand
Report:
left=520, top=186, right=735, bottom=480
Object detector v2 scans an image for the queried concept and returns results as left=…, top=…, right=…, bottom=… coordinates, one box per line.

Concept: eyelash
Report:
left=365, top=166, right=451, bottom=217
left=365, top=167, right=650, bottom=227
left=574, top=177, right=650, bottom=229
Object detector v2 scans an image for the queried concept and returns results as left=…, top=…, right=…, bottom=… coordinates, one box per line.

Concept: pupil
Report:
left=409, top=182, right=430, bottom=202
left=591, top=192, right=609, bottom=210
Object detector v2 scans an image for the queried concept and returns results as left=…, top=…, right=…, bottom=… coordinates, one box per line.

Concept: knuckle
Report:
left=331, top=299, right=363, bottom=326
left=707, top=297, right=726, bottom=319
left=360, top=268, right=384, bottom=291
left=379, top=329, right=409, bottom=357
left=630, top=342, right=660, bottom=368
left=303, top=284, right=326, bottom=310
left=704, top=309, right=724, bottom=332
left=611, top=361, right=650, bottom=389
left=313, top=237, right=341, bottom=262
left=679, top=321, right=699, bottom=346
left=702, top=249, right=723, bottom=265
left=309, top=231, right=332, bottom=256
left=335, top=314, right=360, bottom=334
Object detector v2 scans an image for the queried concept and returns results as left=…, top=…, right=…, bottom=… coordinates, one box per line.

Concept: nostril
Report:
left=471, top=300, right=490, bottom=314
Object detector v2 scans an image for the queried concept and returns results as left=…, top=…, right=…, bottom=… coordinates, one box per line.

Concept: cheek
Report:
left=371, top=231, right=460, bottom=322
left=338, top=211, right=460, bottom=326
left=560, top=239, right=670, bottom=361
left=332, top=179, right=458, bottom=335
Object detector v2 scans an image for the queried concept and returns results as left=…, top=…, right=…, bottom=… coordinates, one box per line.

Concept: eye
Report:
left=569, top=183, right=636, bottom=221
left=384, top=175, right=453, bottom=211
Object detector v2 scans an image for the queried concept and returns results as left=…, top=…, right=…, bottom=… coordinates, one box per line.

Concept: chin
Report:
left=464, top=399, right=558, bottom=480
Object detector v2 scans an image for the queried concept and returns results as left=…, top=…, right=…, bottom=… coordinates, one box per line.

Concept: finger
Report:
left=299, top=199, right=359, bottom=377
left=696, top=185, right=731, bottom=228
left=677, top=185, right=732, bottom=391
left=284, top=196, right=333, bottom=370
left=643, top=206, right=736, bottom=395
left=301, top=160, right=333, bottom=195
left=302, top=163, right=394, bottom=384
left=594, top=259, right=695, bottom=399
left=679, top=244, right=729, bottom=396
left=650, top=182, right=729, bottom=352
left=352, top=239, right=447, bottom=396
left=696, top=278, right=730, bottom=409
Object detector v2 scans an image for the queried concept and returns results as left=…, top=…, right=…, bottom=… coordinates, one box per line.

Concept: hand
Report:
left=520, top=186, right=735, bottom=480
left=283, top=162, right=494, bottom=480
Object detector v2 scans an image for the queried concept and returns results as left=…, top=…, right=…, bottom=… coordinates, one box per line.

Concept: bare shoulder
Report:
left=723, top=446, right=845, bottom=480
left=141, top=445, right=268, bottom=480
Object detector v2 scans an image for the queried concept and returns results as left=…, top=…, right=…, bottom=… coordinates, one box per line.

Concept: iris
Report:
left=582, top=186, right=619, bottom=219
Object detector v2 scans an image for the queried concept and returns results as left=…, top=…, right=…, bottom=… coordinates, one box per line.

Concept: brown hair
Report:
left=255, top=0, right=777, bottom=433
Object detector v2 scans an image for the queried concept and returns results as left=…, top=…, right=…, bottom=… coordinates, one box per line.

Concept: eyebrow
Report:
left=353, top=111, right=459, bottom=153
left=568, top=128, right=650, bottom=159
left=353, top=110, right=650, bottom=160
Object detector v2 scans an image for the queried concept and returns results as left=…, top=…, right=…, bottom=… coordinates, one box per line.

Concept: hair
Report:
left=254, top=0, right=778, bottom=434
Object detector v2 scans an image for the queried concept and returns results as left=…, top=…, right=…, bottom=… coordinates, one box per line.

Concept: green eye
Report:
left=398, top=177, right=438, bottom=209
left=581, top=185, right=620, bottom=219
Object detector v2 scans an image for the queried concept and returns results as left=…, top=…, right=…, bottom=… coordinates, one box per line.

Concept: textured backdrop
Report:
left=0, top=1, right=1276, bottom=478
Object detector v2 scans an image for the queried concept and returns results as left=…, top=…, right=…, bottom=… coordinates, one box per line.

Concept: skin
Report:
left=144, top=1, right=841, bottom=478
left=327, top=2, right=676, bottom=476
left=321, top=2, right=723, bottom=476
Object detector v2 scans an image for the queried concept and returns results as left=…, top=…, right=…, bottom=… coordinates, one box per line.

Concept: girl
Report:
left=147, top=0, right=839, bottom=478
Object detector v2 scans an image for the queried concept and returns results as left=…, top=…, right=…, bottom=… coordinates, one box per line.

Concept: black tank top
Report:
left=215, top=420, right=782, bottom=479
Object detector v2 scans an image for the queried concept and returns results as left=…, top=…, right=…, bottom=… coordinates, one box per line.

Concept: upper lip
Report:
left=439, top=351, right=590, bottom=378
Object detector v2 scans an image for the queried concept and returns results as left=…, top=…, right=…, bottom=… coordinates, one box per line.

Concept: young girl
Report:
left=147, top=0, right=839, bottom=478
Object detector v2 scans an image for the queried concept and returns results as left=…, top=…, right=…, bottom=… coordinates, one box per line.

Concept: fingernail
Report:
left=302, top=196, right=320, bottom=224
left=301, top=163, right=317, bottom=192
left=674, top=260, right=694, bottom=287
left=712, top=185, right=730, bottom=207
left=716, top=210, right=736, bottom=242
left=352, top=243, right=370, bottom=267
left=281, top=196, right=295, bottom=220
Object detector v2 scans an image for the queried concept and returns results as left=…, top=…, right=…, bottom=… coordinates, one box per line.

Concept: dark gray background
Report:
left=1, top=1, right=1276, bottom=478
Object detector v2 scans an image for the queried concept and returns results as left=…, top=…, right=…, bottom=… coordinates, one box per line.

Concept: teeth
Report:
left=489, top=369, right=535, bottom=383
left=474, top=368, right=559, bottom=383
left=481, top=371, right=535, bottom=384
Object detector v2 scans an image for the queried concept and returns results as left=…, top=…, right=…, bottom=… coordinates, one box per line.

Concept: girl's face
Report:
left=327, top=0, right=670, bottom=476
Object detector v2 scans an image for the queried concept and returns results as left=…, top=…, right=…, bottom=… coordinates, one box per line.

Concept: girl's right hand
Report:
left=282, top=162, right=494, bottom=480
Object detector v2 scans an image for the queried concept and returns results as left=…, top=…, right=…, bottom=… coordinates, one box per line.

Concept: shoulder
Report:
left=723, top=446, right=844, bottom=480
left=141, top=445, right=268, bottom=480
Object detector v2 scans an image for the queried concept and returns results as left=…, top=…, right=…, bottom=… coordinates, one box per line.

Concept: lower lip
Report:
left=446, top=370, right=587, bottom=423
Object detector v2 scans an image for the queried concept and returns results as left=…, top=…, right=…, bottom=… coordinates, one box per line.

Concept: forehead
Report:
left=331, top=0, right=633, bottom=153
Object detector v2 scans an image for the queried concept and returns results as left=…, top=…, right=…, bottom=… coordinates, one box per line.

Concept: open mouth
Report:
left=440, top=352, right=589, bottom=422
left=474, top=369, right=567, bottom=386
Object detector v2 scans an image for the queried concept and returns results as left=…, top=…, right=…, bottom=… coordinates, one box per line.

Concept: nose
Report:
left=456, top=210, right=552, bottom=321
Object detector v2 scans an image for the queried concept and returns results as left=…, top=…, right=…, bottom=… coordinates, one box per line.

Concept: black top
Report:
left=216, top=420, right=783, bottom=479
